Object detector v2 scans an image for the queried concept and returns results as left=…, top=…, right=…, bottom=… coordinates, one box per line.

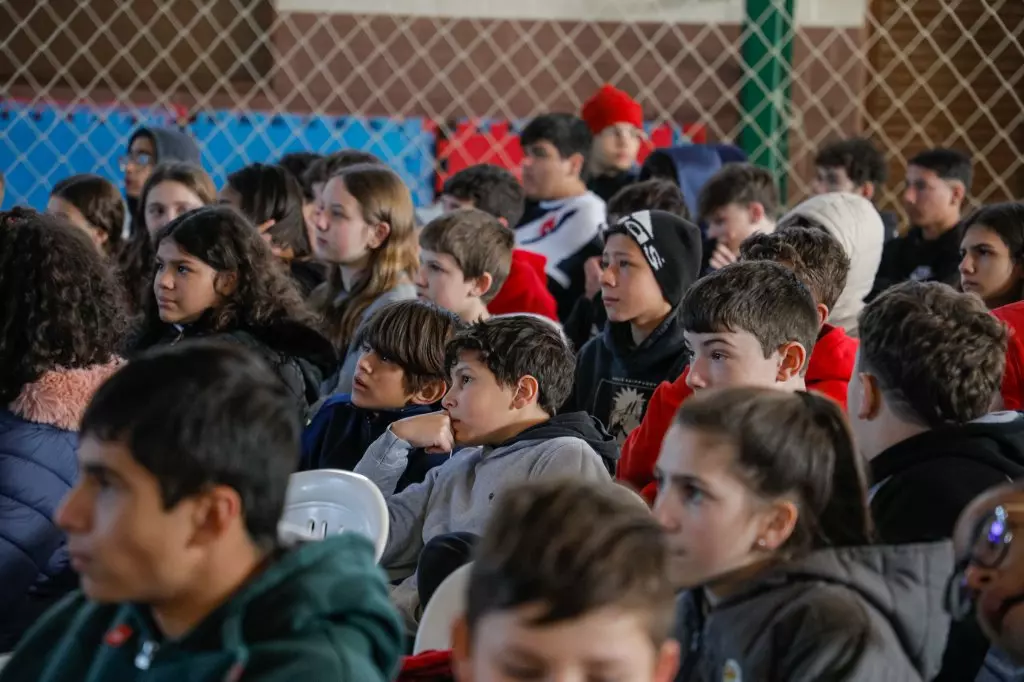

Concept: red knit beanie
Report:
left=581, top=84, right=643, bottom=135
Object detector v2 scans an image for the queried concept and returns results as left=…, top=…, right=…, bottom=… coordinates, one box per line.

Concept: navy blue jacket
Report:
left=301, top=395, right=449, bottom=492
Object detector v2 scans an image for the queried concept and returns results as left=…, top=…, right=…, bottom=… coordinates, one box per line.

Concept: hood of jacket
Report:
left=678, top=541, right=953, bottom=681
left=241, top=321, right=338, bottom=376
left=779, top=193, right=885, bottom=337
left=9, top=360, right=125, bottom=431
left=806, top=324, right=858, bottom=387
left=130, top=127, right=202, bottom=166
left=488, top=249, right=559, bottom=321
left=601, top=306, right=689, bottom=377
left=505, top=411, right=619, bottom=471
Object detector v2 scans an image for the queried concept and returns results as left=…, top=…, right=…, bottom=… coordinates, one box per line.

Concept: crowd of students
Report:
left=2, top=82, right=1024, bottom=681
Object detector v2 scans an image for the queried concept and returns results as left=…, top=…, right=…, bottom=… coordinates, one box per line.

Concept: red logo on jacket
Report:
left=104, top=624, right=133, bottom=647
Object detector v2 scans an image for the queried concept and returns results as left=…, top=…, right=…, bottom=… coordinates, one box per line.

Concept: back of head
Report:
left=698, top=163, right=779, bottom=220
left=305, top=150, right=385, bottom=193
left=814, top=138, right=888, bottom=187
left=277, top=152, right=322, bottom=201
left=356, top=299, right=464, bottom=394
left=676, top=386, right=873, bottom=552
left=520, top=114, right=593, bottom=174
left=467, top=478, right=674, bottom=641
left=442, top=164, right=526, bottom=227
left=963, top=202, right=1024, bottom=261
left=50, top=173, right=127, bottom=252
left=682, top=261, right=819, bottom=367
left=81, top=341, right=299, bottom=548
left=908, top=148, right=973, bottom=190
left=226, top=162, right=310, bottom=258
left=0, top=208, right=126, bottom=404
left=607, top=178, right=690, bottom=223
left=740, top=228, right=851, bottom=313
left=445, top=314, right=576, bottom=415
left=858, top=281, right=1006, bottom=427
left=147, top=205, right=313, bottom=333
left=419, top=209, right=515, bottom=303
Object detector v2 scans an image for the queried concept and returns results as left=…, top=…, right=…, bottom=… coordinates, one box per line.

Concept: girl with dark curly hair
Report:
left=117, top=163, right=216, bottom=315
left=0, top=208, right=127, bottom=650
left=132, top=205, right=336, bottom=414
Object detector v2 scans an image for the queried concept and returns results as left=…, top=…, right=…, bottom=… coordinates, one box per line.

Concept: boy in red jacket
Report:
left=619, top=228, right=858, bottom=502
left=441, top=165, right=558, bottom=321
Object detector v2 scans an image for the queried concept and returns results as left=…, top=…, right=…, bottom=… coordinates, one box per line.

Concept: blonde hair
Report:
left=313, top=164, right=418, bottom=349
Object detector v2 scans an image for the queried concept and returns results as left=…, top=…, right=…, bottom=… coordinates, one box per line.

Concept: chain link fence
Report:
left=1, top=0, right=1021, bottom=216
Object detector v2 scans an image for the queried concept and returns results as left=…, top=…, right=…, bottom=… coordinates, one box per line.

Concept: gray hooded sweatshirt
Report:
left=355, top=412, right=616, bottom=621
left=779, top=193, right=885, bottom=338
left=674, top=541, right=954, bottom=682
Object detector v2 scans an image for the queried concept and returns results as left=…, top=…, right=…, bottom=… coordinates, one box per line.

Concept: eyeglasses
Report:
left=945, top=504, right=1022, bottom=621
left=119, top=153, right=154, bottom=171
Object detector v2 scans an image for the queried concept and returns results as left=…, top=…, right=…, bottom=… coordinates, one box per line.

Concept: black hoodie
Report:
left=567, top=307, right=689, bottom=444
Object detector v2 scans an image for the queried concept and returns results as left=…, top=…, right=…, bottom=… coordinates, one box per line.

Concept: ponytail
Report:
left=675, top=387, right=873, bottom=555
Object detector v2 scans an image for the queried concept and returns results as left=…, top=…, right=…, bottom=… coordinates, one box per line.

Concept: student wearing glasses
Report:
left=121, top=127, right=202, bottom=237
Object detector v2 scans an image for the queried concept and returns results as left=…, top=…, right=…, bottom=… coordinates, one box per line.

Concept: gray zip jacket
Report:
left=674, top=541, right=954, bottom=682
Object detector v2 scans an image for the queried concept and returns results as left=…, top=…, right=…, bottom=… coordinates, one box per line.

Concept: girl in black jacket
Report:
left=132, top=205, right=336, bottom=415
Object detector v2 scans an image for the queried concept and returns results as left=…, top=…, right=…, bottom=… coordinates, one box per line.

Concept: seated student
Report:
left=813, top=137, right=899, bottom=240
left=564, top=178, right=693, bottom=351
left=416, top=209, right=515, bottom=324
left=618, top=258, right=833, bottom=503
left=872, top=148, right=972, bottom=295
left=0, top=342, right=404, bottom=681
left=132, top=205, right=336, bottom=416
left=301, top=300, right=462, bottom=491
left=655, top=387, right=952, bottom=680
left=948, top=482, right=1024, bottom=673
left=515, top=113, right=607, bottom=320
left=354, top=315, right=617, bottom=621
left=777, top=192, right=884, bottom=337
left=699, top=163, right=778, bottom=271
left=121, top=126, right=202, bottom=236
left=451, top=479, right=680, bottom=682
left=220, top=162, right=324, bottom=296
left=47, top=174, right=126, bottom=257
left=580, top=84, right=644, bottom=202
left=566, top=210, right=702, bottom=443
left=441, top=164, right=557, bottom=321
left=960, top=202, right=1024, bottom=309
left=851, top=282, right=1024, bottom=681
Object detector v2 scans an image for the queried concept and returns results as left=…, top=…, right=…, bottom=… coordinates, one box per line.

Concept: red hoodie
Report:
left=617, top=324, right=859, bottom=503
left=487, top=249, right=559, bottom=321
left=994, top=301, right=1024, bottom=410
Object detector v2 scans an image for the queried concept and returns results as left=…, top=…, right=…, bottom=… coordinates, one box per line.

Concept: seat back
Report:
left=278, top=469, right=389, bottom=562
left=413, top=563, right=473, bottom=655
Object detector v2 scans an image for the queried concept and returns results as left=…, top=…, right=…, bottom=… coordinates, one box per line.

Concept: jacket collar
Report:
left=9, top=359, right=124, bottom=430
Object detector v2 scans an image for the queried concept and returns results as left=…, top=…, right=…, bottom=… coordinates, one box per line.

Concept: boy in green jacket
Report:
left=0, top=342, right=403, bottom=682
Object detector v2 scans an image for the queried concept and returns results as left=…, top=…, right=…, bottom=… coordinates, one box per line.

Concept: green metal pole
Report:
left=739, top=0, right=795, bottom=201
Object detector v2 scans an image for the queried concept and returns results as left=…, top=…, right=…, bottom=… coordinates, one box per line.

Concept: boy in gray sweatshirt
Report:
left=355, top=315, right=617, bottom=621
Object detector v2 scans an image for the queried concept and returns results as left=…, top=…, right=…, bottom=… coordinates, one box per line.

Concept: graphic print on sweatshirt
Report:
left=593, top=377, right=658, bottom=444
left=515, top=192, right=606, bottom=289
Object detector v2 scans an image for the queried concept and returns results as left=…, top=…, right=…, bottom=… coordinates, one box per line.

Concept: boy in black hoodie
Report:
left=850, top=280, right=1024, bottom=680
left=566, top=210, right=702, bottom=443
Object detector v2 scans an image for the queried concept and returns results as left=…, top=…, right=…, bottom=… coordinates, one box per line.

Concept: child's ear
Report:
left=214, top=271, right=239, bottom=297
left=410, top=379, right=448, bottom=406
left=950, top=181, right=967, bottom=208
left=857, top=371, right=883, bottom=422
left=189, top=485, right=243, bottom=548
left=748, top=201, right=766, bottom=224
left=468, top=272, right=494, bottom=299
left=566, top=152, right=586, bottom=179
left=512, top=375, right=540, bottom=410
left=368, top=221, right=392, bottom=249
left=757, top=498, right=799, bottom=552
left=815, top=303, right=829, bottom=328
left=451, top=616, right=474, bottom=682
left=775, top=341, right=807, bottom=382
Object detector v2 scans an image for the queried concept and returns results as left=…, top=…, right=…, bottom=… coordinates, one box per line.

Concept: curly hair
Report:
left=858, top=280, right=1006, bottom=427
left=117, top=163, right=216, bottom=314
left=134, top=206, right=318, bottom=349
left=0, top=208, right=127, bottom=404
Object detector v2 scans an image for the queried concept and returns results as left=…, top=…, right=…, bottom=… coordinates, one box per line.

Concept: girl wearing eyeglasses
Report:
left=121, top=126, right=202, bottom=234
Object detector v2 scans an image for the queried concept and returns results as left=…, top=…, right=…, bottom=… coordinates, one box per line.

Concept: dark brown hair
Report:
left=225, top=162, right=310, bottom=259
left=445, top=315, right=575, bottom=416
left=442, top=164, right=526, bottom=227
left=814, top=138, right=887, bottom=188
left=698, top=163, right=779, bottom=220
left=607, top=178, right=690, bottom=223
left=134, top=206, right=316, bottom=348
left=304, top=150, right=384, bottom=193
left=739, top=228, right=850, bottom=312
left=50, top=174, right=126, bottom=254
left=675, top=387, right=874, bottom=553
left=419, top=209, right=515, bottom=304
left=858, top=281, right=1006, bottom=427
left=355, top=300, right=464, bottom=394
left=466, top=479, right=674, bottom=643
left=0, top=208, right=127, bottom=403
left=681, top=261, right=819, bottom=373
